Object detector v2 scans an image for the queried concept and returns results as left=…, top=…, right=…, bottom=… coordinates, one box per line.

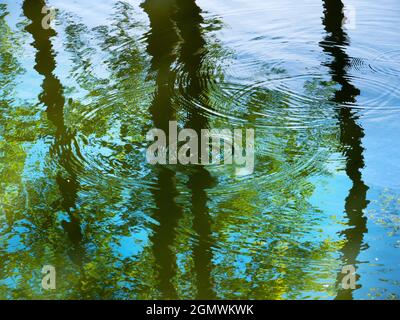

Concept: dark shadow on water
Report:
left=174, top=0, right=217, bottom=299
left=22, top=0, right=84, bottom=266
left=142, top=0, right=217, bottom=299
left=142, top=0, right=183, bottom=299
left=320, top=0, right=369, bottom=300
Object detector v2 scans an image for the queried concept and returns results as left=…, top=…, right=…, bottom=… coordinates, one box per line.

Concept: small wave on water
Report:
left=44, top=0, right=342, bottom=196
left=369, top=50, right=400, bottom=79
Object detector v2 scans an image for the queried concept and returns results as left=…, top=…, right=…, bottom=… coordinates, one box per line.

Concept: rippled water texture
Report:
left=0, top=0, right=400, bottom=299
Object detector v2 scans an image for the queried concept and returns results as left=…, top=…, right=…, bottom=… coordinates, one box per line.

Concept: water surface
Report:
left=0, top=0, right=400, bottom=299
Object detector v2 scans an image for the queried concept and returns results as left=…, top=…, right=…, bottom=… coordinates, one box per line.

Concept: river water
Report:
left=0, top=0, right=399, bottom=299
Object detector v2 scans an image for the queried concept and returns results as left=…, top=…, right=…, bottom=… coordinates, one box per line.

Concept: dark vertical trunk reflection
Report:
left=22, top=0, right=84, bottom=266
left=175, top=0, right=216, bottom=299
left=142, top=0, right=182, bottom=299
left=320, top=0, right=369, bottom=300
left=142, top=0, right=216, bottom=298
